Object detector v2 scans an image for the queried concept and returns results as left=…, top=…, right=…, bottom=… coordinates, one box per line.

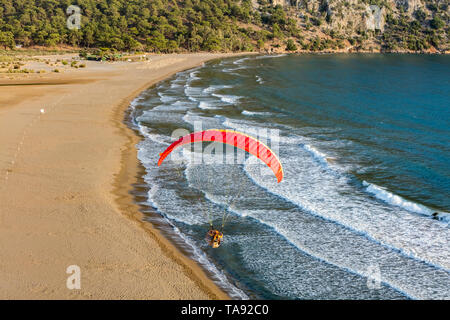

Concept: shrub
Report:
left=286, top=39, right=297, bottom=51
left=257, top=39, right=265, bottom=50
left=414, top=9, right=426, bottom=22
left=430, top=16, right=444, bottom=30
left=79, top=50, right=88, bottom=58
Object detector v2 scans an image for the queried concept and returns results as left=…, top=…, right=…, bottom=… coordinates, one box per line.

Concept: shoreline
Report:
left=111, top=57, right=237, bottom=300
left=123, top=102, right=250, bottom=300
left=0, top=53, right=250, bottom=299
left=3, top=46, right=449, bottom=56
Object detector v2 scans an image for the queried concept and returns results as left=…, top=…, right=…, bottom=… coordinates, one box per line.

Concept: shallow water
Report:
left=130, top=54, right=450, bottom=299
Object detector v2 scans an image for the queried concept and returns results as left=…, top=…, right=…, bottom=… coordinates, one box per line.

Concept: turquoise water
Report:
left=130, top=54, right=450, bottom=299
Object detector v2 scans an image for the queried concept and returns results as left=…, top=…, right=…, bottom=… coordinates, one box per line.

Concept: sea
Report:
left=129, top=54, right=450, bottom=300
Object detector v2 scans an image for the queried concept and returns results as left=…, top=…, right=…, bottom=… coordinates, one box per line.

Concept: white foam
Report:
left=301, top=144, right=330, bottom=167
left=243, top=144, right=450, bottom=272
left=363, top=181, right=450, bottom=222
left=203, top=85, right=233, bottom=94
left=141, top=160, right=248, bottom=299
left=137, top=108, right=184, bottom=125
left=130, top=62, right=250, bottom=300
left=189, top=70, right=200, bottom=81
left=154, top=100, right=192, bottom=112
left=169, top=223, right=248, bottom=300
left=157, top=92, right=176, bottom=103
left=233, top=57, right=251, bottom=65
left=198, top=101, right=219, bottom=110
left=182, top=112, right=224, bottom=129
left=141, top=129, right=170, bottom=145
left=222, top=67, right=247, bottom=73
left=241, top=110, right=271, bottom=116
left=129, top=96, right=141, bottom=110
left=130, top=57, right=450, bottom=299
left=220, top=117, right=302, bottom=147
left=184, top=85, right=205, bottom=102
left=255, top=53, right=287, bottom=59
left=212, top=93, right=241, bottom=104
left=186, top=161, right=450, bottom=299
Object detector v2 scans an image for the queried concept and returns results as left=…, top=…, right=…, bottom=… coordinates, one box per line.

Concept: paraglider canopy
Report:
left=157, top=129, right=283, bottom=183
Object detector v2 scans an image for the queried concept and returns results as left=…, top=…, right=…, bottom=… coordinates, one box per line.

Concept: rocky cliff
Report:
left=257, top=0, right=449, bottom=52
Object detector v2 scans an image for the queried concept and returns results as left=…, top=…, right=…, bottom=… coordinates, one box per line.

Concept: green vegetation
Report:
left=0, top=0, right=447, bottom=54
left=0, top=30, right=15, bottom=49
left=430, top=15, right=445, bottom=30
left=286, top=39, right=297, bottom=51
left=0, top=0, right=356, bottom=53
left=0, top=0, right=286, bottom=52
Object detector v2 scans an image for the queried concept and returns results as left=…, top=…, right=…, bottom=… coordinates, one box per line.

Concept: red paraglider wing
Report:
left=157, top=129, right=283, bottom=183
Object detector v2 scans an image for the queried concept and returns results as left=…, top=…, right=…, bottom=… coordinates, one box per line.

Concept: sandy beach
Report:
left=0, top=52, right=244, bottom=299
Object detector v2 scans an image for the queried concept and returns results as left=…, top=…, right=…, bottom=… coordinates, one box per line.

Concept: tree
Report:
left=0, top=0, right=443, bottom=53
left=414, top=9, right=426, bottom=22
left=0, top=31, right=15, bottom=49
left=83, top=25, right=95, bottom=48
left=430, top=16, right=444, bottom=30
left=272, top=23, right=283, bottom=39
left=257, top=39, right=265, bottom=50
left=146, top=31, right=168, bottom=52
left=286, top=39, right=297, bottom=51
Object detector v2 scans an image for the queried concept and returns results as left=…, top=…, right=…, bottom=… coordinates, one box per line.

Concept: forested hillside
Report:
left=0, top=0, right=448, bottom=53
